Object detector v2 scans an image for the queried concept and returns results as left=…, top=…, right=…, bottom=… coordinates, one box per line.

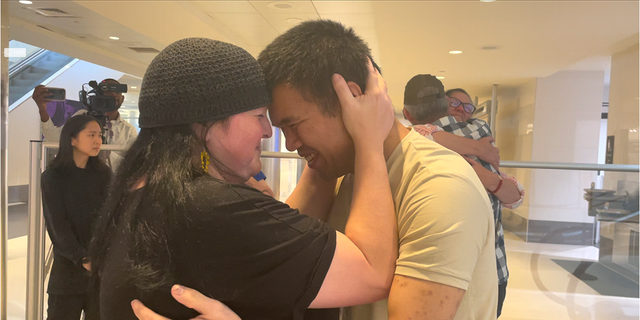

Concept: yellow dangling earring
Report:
left=201, top=150, right=210, bottom=173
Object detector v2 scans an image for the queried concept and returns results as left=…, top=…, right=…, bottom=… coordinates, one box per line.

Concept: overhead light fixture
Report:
left=436, top=76, right=445, bottom=80
left=19, top=0, right=33, bottom=4
left=480, top=0, right=496, bottom=2
left=130, top=86, right=137, bottom=89
left=481, top=46, right=499, bottom=50
left=109, top=36, right=120, bottom=40
left=267, top=2, right=296, bottom=10
left=449, top=50, right=463, bottom=55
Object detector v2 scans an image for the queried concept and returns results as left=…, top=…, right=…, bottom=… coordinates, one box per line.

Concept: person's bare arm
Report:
left=431, top=132, right=500, bottom=170
left=33, top=85, right=52, bottom=122
left=464, top=156, right=521, bottom=204
left=388, top=275, right=465, bottom=320
left=285, top=165, right=337, bottom=221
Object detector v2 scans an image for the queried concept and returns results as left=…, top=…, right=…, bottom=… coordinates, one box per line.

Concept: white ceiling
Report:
left=7, top=0, right=639, bottom=111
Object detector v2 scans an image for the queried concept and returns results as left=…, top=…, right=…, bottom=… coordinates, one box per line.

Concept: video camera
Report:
left=79, top=80, right=127, bottom=142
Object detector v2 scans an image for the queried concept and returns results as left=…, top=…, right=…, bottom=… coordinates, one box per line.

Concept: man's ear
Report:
left=346, top=81, right=363, bottom=97
left=403, top=108, right=415, bottom=124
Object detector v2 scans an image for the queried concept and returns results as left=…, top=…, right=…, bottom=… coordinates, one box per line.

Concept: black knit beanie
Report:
left=138, top=38, right=271, bottom=128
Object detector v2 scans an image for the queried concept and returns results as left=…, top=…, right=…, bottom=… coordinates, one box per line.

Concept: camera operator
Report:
left=32, top=78, right=138, bottom=169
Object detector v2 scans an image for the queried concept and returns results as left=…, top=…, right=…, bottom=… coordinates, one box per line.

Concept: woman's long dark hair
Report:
left=89, top=123, right=235, bottom=291
left=48, top=114, right=110, bottom=174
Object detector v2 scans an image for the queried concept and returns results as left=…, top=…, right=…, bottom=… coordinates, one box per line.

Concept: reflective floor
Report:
left=6, top=229, right=639, bottom=320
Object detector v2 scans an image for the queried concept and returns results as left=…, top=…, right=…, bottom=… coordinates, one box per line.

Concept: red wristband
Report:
left=489, top=175, right=503, bottom=194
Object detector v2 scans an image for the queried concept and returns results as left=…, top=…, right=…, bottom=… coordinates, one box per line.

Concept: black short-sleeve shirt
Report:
left=100, top=177, right=336, bottom=320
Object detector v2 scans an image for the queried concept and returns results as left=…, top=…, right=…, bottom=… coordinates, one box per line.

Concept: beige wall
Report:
left=529, top=70, right=604, bottom=224
left=607, top=45, right=639, bottom=166
left=495, top=79, right=537, bottom=223
left=604, top=44, right=639, bottom=193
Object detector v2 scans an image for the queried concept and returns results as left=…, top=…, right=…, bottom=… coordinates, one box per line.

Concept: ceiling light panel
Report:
left=250, top=1, right=317, bottom=14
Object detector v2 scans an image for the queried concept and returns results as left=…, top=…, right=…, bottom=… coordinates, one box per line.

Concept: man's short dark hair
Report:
left=258, top=19, right=381, bottom=116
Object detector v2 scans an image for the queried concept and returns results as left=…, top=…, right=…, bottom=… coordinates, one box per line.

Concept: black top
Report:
left=41, top=165, right=111, bottom=294
left=100, top=177, right=337, bottom=320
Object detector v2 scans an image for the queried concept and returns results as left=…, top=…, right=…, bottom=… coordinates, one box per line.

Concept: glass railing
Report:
left=5, top=142, right=638, bottom=320
left=7, top=40, right=42, bottom=70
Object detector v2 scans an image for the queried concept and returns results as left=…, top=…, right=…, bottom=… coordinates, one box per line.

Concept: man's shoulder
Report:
left=400, top=130, right=466, bottom=165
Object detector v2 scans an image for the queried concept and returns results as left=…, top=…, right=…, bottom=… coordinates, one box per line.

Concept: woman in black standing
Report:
left=41, top=114, right=111, bottom=320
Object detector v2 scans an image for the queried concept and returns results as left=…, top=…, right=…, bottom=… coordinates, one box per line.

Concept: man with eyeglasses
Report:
left=402, top=75, right=525, bottom=318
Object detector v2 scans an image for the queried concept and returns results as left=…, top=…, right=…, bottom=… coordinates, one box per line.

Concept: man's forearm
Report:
left=39, top=108, right=50, bottom=122
left=473, top=166, right=521, bottom=203
left=493, top=176, right=520, bottom=204
left=285, top=165, right=336, bottom=221
left=432, top=131, right=481, bottom=157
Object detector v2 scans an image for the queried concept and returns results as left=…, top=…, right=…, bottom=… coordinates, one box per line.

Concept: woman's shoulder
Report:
left=190, top=177, right=273, bottom=203
left=41, top=167, right=63, bottom=181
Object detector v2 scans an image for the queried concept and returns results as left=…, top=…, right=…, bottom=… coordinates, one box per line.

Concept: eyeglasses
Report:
left=449, top=97, right=476, bottom=114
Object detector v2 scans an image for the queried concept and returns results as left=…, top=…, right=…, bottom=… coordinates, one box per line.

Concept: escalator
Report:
left=8, top=40, right=75, bottom=107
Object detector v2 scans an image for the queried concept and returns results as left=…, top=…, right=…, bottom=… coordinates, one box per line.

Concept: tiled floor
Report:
left=5, top=231, right=639, bottom=319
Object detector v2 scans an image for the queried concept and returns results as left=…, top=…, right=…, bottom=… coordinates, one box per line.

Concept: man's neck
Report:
left=383, top=119, right=410, bottom=160
left=423, top=113, right=449, bottom=125
left=107, top=111, right=120, bottom=121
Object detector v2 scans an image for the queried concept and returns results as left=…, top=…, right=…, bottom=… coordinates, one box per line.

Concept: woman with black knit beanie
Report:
left=91, top=37, right=396, bottom=320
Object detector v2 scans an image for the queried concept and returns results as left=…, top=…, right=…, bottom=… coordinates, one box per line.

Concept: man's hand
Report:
left=476, top=137, right=500, bottom=170
left=131, top=285, right=241, bottom=320
left=332, top=60, right=395, bottom=149
left=32, top=85, right=52, bottom=122
left=82, top=261, right=91, bottom=271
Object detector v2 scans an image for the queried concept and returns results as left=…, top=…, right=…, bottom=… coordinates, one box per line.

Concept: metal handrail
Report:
left=40, top=144, right=640, bottom=173
left=499, top=161, right=638, bottom=173
left=25, top=141, right=46, bottom=320
left=262, top=150, right=639, bottom=173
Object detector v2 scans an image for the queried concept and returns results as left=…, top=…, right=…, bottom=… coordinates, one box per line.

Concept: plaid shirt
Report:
left=430, top=116, right=509, bottom=284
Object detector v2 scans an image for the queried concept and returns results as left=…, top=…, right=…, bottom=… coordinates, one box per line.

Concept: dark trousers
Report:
left=47, top=292, right=100, bottom=320
left=497, top=281, right=508, bottom=318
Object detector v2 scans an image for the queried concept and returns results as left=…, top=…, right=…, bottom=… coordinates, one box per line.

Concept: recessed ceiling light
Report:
left=286, top=18, right=303, bottom=24
left=480, top=0, right=496, bottom=2
left=109, top=36, right=119, bottom=40
left=449, top=50, right=463, bottom=55
left=267, top=2, right=296, bottom=10
left=130, top=86, right=137, bottom=89
left=19, top=0, right=33, bottom=4
left=436, top=76, right=445, bottom=80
